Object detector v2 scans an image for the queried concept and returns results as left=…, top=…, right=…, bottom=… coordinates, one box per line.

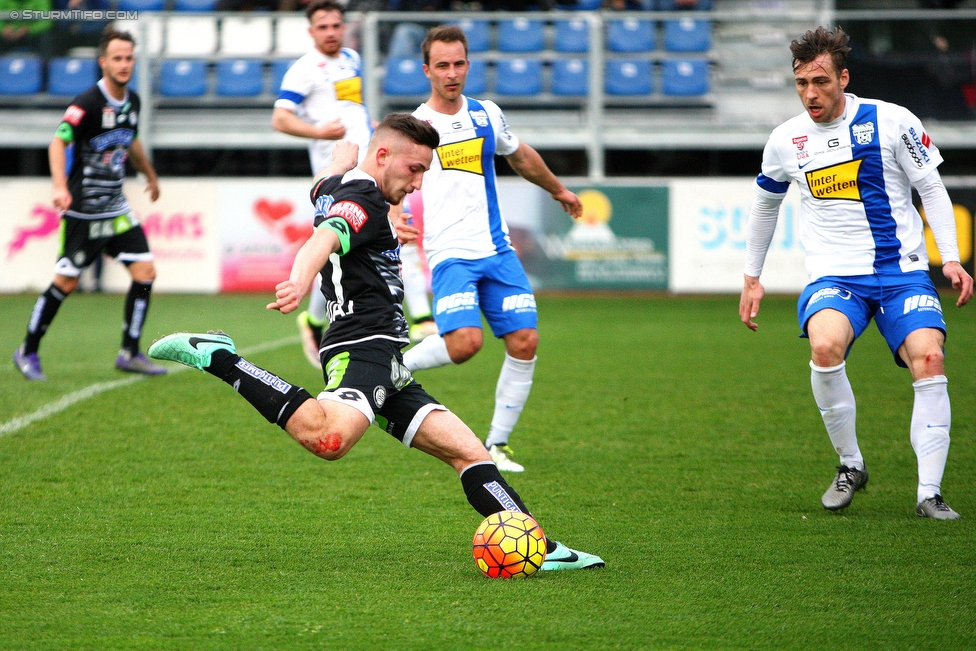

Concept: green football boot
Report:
left=540, top=540, right=605, bottom=571
left=148, top=331, right=236, bottom=371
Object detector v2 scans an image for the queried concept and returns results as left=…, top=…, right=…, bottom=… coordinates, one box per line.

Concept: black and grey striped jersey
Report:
left=310, top=169, right=409, bottom=351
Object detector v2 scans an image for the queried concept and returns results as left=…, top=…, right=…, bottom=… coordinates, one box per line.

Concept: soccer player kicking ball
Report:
left=740, top=27, right=973, bottom=519
left=149, top=116, right=603, bottom=570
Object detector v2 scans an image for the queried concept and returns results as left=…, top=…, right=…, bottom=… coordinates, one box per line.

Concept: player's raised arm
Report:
left=504, top=142, right=582, bottom=219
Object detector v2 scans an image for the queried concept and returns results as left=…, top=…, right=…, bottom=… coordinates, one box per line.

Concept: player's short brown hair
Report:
left=790, top=26, right=851, bottom=75
left=305, top=0, right=344, bottom=21
left=98, top=29, right=135, bottom=57
left=377, top=113, right=440, bottom=151
left=421, top=25, right=468, bottom=65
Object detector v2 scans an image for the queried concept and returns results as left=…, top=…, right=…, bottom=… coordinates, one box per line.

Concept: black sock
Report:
left=206, top=349, right=314, bottom=429
left=122, top=280, right=153, bottom=354
left=460, top=462, right=531, bottom=518
left=24, top=285, right=67, bottom=354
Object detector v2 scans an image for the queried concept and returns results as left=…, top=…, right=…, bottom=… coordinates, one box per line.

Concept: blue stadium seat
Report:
left=116, top=0, right=166, bottom=10
left=465, top=59, right=487, bottom=96
left=494, top=59, right=542, bottom=95
left=497, top=19, right=545, bottom=53
left=383, top=57, right=428, bottom=95
left=216, top=59, right=264, bottom=96
left=607, top=19, right=655, bottom=53
left=554, top=19, right=588, bottom=53
left=572, top=0, right=603, bottom=9
left=271, top=59, right=296, bottom=93
left=159, top=59, right=208, bottom=97
left=47, top=58, right=98, bottom=95
left=605, top=59, right=653, bottom=96
left=662, top=59, right=709, bottom=95
left=173, top=0, right=219, bottom=9
left=663, top=19, right=712, bottom=52
left=453, top=19, right=490, bottom=53
left=657, top=0, right=713, bottom=9
left=551, top=58, right=588, bottom=96
left=0, top=55, right=43, bottom=94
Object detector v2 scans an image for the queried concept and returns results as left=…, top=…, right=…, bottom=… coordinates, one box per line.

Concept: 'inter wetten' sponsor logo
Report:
left=805, top=159, right=862, bottom=201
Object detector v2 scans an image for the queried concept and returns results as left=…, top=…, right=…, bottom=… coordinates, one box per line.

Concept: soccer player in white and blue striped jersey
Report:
left=740, top=26, right=973, bottom=519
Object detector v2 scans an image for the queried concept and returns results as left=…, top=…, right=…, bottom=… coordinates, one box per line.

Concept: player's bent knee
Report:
left=299, top=431, right=347, bottom=460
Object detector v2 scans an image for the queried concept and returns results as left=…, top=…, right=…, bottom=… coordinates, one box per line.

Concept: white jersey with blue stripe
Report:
left=412, top=96, right=520, bottom=270
left=756, top=94, right=942, bottom=280
left=274, top=47, right=373, bottom=173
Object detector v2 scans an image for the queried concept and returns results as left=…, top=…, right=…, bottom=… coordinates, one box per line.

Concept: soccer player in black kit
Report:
left=149, top=115, right=604, bottom=571
left=12, top=29, right=166, bottom=381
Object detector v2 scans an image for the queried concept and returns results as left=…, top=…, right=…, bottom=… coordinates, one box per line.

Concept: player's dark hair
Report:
left=790, top=26, right=851, bottom=75
left=98, top=29, right=135, bottom=57
left=421, top=25, right=468, bottom=65
left=305, top=0, right=344, bottom=21
left=378, top=113, right=440, bottom=151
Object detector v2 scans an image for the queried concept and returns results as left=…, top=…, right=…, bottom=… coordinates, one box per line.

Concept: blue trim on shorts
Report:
left=431, top=251, right=538, bottom=338
left=797, top=271, right=946, bottom=367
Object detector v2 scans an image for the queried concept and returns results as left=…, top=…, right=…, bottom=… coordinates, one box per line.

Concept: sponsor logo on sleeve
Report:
left=436, top=138, right=484, bottom=175
left=851, top=121, right=875, bottom=145
left=901, top=134, right=925, bottom=168
left=328, top=200, right=368, bottom=232
left=63, top=104, right=85, bottom=126
left=805, top=159, right=862, bottom=201
left=908, top=127, right=932, bottom=163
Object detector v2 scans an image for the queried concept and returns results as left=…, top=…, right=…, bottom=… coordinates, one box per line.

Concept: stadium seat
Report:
left=657, top=0, right=713, bottom=9
left=605, top=59, right=653, bottom=96
left=159, top=59, right=208, bottom=97
left=551, top=58, right=588, bottom=96
left=663, top=19, right=712, bottom=52
left=173, top=0, right=219, bottom=10
left=497, top=19, right=544, bottom=53
left=453, top=19, right=490, bottom=53
left=572, top=0, right=603, bottom=9
left=221, top=16, right=274, bottom=57
left=383, top=57, right=428, bottom=95
left=0, top=55, right=43, bottom=94
left=274, top=15, right=314, bottom=57
left=607, top=19, right=655, bottom=53
left=465, top=58, right=488, bottom=96
left=216, top=59, right=264, bottom=96
left=662, top=59, right=709, bottom=95
left=165, top=16, right=219, bottom=57
left=271, top=59, right=296, bottom=94
left=116, top=0, right=165, bottom=10
left=47, top=58, right=99, bottom=96
left=554, top=19, right=589, bottom=53
left=494, top=59, right=542, bottom=96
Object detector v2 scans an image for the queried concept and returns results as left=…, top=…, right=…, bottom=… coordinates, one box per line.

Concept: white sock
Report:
left=810, top=361, right=863, bottom=470
left=485, top=354, right=536, bottom=448
left=400, top=243, right=432, bottom=319
left=308, top=275, right=327, bottom=324
left=402, top=334, right=453, bottom=372
left=911, top=375, right=951, bottom=503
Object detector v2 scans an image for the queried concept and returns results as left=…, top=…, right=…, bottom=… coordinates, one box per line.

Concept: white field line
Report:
left=0, top=335, right=299, bottom=438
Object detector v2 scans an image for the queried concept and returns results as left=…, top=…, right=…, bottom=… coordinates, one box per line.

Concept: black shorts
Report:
left=316, top=338, right=446, bottom=447
left=55, top=213, right=152, bottom=277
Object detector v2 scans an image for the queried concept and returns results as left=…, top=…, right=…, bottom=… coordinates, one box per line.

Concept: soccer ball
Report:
left=472, top=510, right=547, bottom=578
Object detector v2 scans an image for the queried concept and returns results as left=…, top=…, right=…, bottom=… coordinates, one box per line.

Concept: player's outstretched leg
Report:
left=149, top=331, right=237, bottom=370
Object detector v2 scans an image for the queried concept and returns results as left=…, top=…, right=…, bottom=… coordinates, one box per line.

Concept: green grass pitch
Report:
left=1, top=292, right=974, bottom=650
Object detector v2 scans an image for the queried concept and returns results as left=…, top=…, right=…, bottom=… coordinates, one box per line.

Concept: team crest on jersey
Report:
left=437, top=138, right=484, bottom=175
left=851, top=122, right=875, bottom=145
left=792, top=135, right=808, bottom=150
left=805, top=159, right=862, bottom=201
left=328, top=200, right=368, bottom=232
left=468, top=109, right=489, bottom=127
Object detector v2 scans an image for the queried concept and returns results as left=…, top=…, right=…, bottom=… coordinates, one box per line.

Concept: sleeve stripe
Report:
left=756, top=173, right=790, bottom=194
left=276, top=90, right=305, bottom=104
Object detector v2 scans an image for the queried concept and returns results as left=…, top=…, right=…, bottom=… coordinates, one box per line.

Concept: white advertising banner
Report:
left=669, top=178, right=809, bottom=293
left=0, top=179, right=220, bottom=293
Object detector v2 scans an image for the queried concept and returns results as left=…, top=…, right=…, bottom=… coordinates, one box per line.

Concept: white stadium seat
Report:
left=221, top=16, right=274, bottom=57
left=274, top=15, right=314, bottom=58
left=165, top=16, right=219, bottom=57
